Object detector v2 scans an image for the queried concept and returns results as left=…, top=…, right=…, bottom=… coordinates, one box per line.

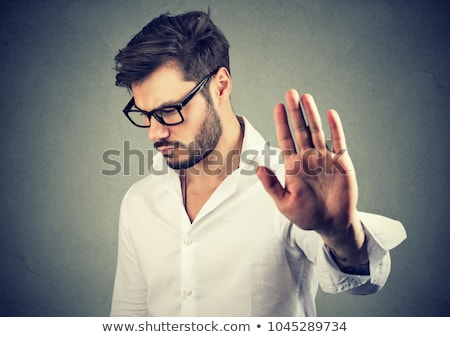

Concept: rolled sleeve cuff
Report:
left=317, top=212, right=407, bottom=294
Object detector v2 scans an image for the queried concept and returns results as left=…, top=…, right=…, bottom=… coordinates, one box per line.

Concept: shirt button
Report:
left=184, top=289, right=192, bottom=297
left=184, top=239, right=192, bottom=246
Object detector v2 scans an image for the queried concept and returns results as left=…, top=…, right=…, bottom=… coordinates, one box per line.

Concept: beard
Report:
left=153, top=102, right=223, bottom=170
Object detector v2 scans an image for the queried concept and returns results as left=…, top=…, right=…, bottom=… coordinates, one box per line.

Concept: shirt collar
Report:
left=238, top=116, right=269, bottom=173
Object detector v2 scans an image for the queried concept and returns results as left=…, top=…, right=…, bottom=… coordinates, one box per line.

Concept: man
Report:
left=110, top=10, right=406, bottom=316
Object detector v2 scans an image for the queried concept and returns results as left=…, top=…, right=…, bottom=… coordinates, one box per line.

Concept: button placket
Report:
left=180, top=219, right=196, bottom=315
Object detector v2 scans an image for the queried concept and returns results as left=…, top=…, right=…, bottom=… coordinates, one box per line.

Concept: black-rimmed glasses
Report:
left=123, top=68, right=219, bottom=128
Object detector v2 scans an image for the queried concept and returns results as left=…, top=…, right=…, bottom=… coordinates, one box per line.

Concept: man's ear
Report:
left=213, top=67, right=232, bottom=99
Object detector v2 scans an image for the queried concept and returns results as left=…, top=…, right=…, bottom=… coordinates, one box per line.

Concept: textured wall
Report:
left=1, top=0, right=449, bottom=316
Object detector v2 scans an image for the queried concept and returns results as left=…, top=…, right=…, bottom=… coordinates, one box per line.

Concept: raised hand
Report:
left=257, top=89, right=367, bottom=265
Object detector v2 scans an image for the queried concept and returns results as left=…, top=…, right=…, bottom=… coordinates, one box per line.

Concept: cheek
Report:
left=178, top=105, right=208, bottom=139
left=170, top=121, right=201, bottom=146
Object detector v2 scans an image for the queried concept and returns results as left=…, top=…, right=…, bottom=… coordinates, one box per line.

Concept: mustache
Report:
left=153, top=140, right=207, bottom=157
left=153, top=140, right=182, bottom=149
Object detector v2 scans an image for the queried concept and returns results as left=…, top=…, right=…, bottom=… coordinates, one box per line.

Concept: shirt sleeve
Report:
left=293, top=211, right=407, bottom=295
left=110, top=192, right=148, bottom=316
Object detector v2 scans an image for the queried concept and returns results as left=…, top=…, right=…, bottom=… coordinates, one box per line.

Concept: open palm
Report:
left=257, top=90, right=359, bottom=238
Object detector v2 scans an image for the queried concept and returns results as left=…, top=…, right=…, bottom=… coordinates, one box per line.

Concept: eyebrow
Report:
left=134, top=99, right=180, bottom=114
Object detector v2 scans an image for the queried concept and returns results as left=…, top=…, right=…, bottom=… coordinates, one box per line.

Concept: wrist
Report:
left=321, top=214, right=368, bottom=267
left=327, top=244, right=370, bottom=275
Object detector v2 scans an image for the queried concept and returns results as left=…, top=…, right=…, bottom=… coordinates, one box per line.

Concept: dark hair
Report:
left=114, top=10, right=230, bottom=89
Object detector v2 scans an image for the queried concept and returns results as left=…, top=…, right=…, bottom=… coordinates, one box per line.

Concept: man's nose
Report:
left=148, top=116, right=170, bottom=142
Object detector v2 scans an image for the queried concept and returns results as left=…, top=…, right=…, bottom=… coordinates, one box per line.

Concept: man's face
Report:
left=131, top=65, right=222, bottom=169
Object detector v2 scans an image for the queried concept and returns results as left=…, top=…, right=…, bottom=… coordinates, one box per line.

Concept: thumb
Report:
left=256, top=166, right=285, bottom=202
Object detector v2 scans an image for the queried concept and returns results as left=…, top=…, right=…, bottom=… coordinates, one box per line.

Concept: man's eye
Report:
left=160, top=108, right=178, bottom=115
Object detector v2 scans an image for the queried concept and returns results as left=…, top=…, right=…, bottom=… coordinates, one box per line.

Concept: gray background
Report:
left=1, top=0, right=449, bottom=316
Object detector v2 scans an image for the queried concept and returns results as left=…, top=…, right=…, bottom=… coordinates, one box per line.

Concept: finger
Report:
left=274, top=103, right=297, bottom=155
left=327, top=109, right=347, bottom=151
left=285, top=89, right=313, bottom=151
left=256, top=166, right=286, bottom=202
left=299, top=94, right=327, bottom=150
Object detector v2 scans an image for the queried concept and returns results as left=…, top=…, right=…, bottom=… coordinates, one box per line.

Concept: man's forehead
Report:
left=131, top=65, right=192, bottom=111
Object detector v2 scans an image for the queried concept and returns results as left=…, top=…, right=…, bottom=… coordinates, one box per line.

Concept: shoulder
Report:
left=120, top=175, right=153, bottom=206
left=121, top=172, right=167, bottom=209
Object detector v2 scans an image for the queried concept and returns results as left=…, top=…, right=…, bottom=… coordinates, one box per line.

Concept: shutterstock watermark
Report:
left=100, top=141, right=346, bottom=177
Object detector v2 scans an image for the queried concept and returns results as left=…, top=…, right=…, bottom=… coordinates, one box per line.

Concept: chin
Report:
left=166, top=155, right=204, bottom=170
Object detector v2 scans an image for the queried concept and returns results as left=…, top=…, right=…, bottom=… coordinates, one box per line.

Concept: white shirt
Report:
left=110, top=117, right=406, bottom=317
